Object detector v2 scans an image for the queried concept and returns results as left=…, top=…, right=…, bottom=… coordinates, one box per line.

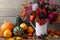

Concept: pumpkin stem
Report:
left=16, top=14, right=18, bottom=17
left=4, top=18, right=7, bottom=23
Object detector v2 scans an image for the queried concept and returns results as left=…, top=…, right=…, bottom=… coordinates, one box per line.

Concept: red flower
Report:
left=36, top=8, right=41, bottom=15
left=41, top=8, right=47, bottom=16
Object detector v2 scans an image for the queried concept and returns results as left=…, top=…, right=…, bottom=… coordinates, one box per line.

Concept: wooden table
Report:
left=0, top=37, right=60, bottom=40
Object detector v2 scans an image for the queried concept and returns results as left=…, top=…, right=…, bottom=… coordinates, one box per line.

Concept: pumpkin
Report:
left=20, top=23, right=28, bottom=30
left=1, top=22, right=14, bottom=32
left=4, top=30, right=12, bottom=37
left=13, top=26, right=25, bottom=36
left=27, top=26, right=34, bottom=33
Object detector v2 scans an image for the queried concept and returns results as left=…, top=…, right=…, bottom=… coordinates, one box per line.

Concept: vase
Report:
left=35, top=22, right=48, bottom=36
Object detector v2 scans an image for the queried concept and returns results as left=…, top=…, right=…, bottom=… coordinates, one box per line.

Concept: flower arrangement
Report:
left=20, top=0, right=58, bottom=26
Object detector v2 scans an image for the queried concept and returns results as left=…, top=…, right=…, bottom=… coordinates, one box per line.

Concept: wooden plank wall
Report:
left=0, top=0, right=33, bottom=25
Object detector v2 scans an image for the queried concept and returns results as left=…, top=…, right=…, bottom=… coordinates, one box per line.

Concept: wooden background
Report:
left=0, top=0, right=33, bottom=25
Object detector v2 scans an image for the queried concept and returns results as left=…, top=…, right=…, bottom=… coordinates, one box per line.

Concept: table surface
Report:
left=0, top=37, right=60, bottom=40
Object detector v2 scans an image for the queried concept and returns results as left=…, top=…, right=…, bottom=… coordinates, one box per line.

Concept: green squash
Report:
left=13, top=26, right=25, bottom=36
left=16, top=14, right=23, bottom=26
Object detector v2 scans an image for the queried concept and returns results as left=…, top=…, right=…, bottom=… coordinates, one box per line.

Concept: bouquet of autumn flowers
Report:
left=20, top=0, right=58, bottom=26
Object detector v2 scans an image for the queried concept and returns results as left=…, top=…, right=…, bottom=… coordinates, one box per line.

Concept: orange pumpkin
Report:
left=1, top=22, right=14, bottom=32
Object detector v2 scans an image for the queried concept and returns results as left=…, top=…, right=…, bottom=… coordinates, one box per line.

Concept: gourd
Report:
left=16, top=14, right=23, bottom=26
left=1, top=20, right=14, bottom=33
left=27, top=26, right=34, bottom=33
left=4, top=30, right=12, bottom=37
left=20, top=23, right=28, bottom=30
left=13, top=26, right=25, bottom=36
